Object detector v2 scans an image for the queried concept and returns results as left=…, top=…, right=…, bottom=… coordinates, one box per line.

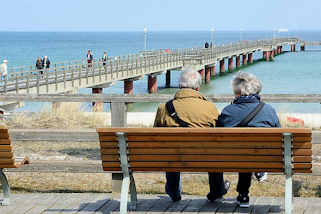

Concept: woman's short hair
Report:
left=231, top=72, right=262, bottom=95
left=179, top=69, right=202, bottom=90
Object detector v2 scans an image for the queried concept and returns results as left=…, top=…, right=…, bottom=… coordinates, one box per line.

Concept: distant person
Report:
left=36, top=57, right=43, bottom=74
left=205, top=41, right=209, bottom=48
left=102, top=52, right=108, bottom=66
left=42, top=56, right=51, bottom=72
left=210, top=42, right=213, bottom=48
left=0, top=60, right=8, bottom=80
left=214, top=72, right=280, bottom=208
left=87, top=50, right=93, bottom=67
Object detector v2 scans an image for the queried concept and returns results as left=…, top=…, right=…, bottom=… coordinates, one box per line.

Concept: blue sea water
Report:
left=0, top=31, right=320, bottom=113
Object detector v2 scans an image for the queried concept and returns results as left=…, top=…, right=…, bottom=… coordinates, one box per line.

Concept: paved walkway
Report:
left=0, top=193, right=320, bottom=214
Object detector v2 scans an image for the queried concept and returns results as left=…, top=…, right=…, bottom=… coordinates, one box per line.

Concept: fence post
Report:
left=110, top=101, right=127, bottom=199
left=55, top=64, right=58, bottom=92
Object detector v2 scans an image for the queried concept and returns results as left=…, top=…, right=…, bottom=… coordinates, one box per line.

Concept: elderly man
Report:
left=214, top=72, right=280, bottom=207
left=154, top=69, right=230, bottom=202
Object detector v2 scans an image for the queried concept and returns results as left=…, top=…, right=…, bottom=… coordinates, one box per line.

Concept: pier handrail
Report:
left=0, top=37, right=300, bottom=94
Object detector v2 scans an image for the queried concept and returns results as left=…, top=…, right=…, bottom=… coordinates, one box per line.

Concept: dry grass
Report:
left=7, top=103, right=105, bottom=129
left=5, top=172, right=321, bottom=198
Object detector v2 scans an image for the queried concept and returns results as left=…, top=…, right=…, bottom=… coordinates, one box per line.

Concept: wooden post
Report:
left=78, top=65, right=81, bottom=86
left=55, top=64, right=58, bottom=92
left=26, top=73, right=30, bottom=94
left=36, top=72, right=40, bottom=95
left=46, top=70, right=49, bottom=93
left=15, top=75, right=19, bottom=94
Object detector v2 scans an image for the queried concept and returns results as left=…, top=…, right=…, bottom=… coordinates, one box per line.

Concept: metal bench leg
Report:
left=0, top=169, right=10, bottom=206
left=283, top=133, right=293, bottom=214
left=120, top=174, right=130, bottom=214
left=129, top=173, right=137, bottom=211
left=285, top=174, right=292, bottom=214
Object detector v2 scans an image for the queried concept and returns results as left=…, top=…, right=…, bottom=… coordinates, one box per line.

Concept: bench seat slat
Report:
left=103, top=154, right=284, bottom=162
left=97, top=127, right=312, bottom=134
left=99, top=135, right=284, bottom=142
left=0, top=152, right=14, bottom=158
left=101, top=155, right=312, bottom=163
left=128, top=148, right=283, bottom=155
left=0, top=139, right=11, bottom=145
left=0, top=145, right=13, bottom=152
left=101, top=167, right=312, bottom=173
left=0, top=132, right=10, bottom=139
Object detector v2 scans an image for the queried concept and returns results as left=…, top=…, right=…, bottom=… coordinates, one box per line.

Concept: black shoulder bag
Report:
left=236, top=102, right=265, bottom=127
left=165, top=99, right=191, bottom=127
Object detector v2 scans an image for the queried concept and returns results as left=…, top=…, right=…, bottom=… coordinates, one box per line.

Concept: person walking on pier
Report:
left=35, top=57, right=43, bottom=75
left=0, top=60, right=8, bottom=80
left=87, top=50, right=93, bottom=67
left=102, top=52, right=108, bottom=66
left=154, top=69, right=230, bottom=203
left=42, top=56, right=50, bottom=72
left=213, top=72, right=280, bottom=208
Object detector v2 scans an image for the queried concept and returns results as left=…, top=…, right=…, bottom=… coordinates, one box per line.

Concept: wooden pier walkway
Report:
left=0, top=193, right=320, bottom=214
left=1, top=38, right=299, bottom=95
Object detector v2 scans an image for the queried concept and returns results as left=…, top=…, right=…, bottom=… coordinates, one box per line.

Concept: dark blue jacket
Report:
left=217, top=94, right=281, bottom=128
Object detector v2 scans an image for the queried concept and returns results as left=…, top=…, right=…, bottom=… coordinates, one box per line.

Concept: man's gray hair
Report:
left=179, top=69, right=202, bottom=89
left=231, top=72, right=262, bottom=95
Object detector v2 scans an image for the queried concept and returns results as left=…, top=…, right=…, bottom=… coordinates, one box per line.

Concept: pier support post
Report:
left=270, top=51, right=274, bottom=60
left=92, top=88, right=103, bottom=112
left=248, top=53, right=253, bottom=64
left=124, top=79, right=133, bottom=95
left=211, top=65, right=216, bottom=77
left=165, top=70, right=171, bottom=88
left=198, top=69, right=205, bottom=81
left=219, top=59, right=225, bottom=74
left=148, top=75, right=157, bottom=93
left=265, top=51, right=270, bottom=61
left=205, top=66, right=211, bottom=84
left=242, top=54, right=247, bottom=66
left=300, top=45, right=305, bottom=51
left=236, top=56, right=241, bottom=68
left=228, top=57, right=233, bottom=71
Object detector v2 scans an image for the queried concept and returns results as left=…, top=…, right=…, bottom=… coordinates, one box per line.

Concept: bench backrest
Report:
left=97, top=128, right=312, bottom=173
left=0, top=128, right=21, bottom=168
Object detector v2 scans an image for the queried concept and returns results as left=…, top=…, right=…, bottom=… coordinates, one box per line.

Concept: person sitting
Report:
left=213, top=72, right=280, bottom=207
left=154, top=69, right=230, bottom=202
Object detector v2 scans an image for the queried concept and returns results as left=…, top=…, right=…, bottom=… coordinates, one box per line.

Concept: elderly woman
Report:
left=214, top=72, right=280, bottom=207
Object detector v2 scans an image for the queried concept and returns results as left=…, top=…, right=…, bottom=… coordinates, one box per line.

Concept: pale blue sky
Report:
left=1, top=0, right=321, bottom=31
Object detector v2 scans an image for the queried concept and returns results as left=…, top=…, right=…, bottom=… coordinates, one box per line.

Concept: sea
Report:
left=0, top=30, right=320, bottom=113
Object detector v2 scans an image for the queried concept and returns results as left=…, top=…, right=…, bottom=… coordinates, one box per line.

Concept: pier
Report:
left=1, top=38, right=301, bottom=96
left=1, top=37, right=318, bottom=111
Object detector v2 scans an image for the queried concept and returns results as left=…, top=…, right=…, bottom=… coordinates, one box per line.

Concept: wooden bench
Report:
left=97, top=128, right=312, bottom=214
left=0, top=125, right=29, bottom=205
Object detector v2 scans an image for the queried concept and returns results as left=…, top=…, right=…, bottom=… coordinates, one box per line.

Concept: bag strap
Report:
left=165, top=100, right=191, bottom=127
left=237, top=102, right=265, bottom=127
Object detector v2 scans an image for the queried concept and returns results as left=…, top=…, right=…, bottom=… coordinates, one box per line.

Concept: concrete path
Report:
left=0, top=193, right=320, bottom=214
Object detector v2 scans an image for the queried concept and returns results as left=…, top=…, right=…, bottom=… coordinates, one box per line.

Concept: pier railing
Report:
left=0, top=38, right=299, bottom=94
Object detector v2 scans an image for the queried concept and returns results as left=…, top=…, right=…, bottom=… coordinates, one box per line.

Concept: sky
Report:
left=1, top=0, right=321, bottom=31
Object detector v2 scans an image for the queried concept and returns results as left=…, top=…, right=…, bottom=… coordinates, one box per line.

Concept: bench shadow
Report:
left=44, top=196, right=282, bottom=213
